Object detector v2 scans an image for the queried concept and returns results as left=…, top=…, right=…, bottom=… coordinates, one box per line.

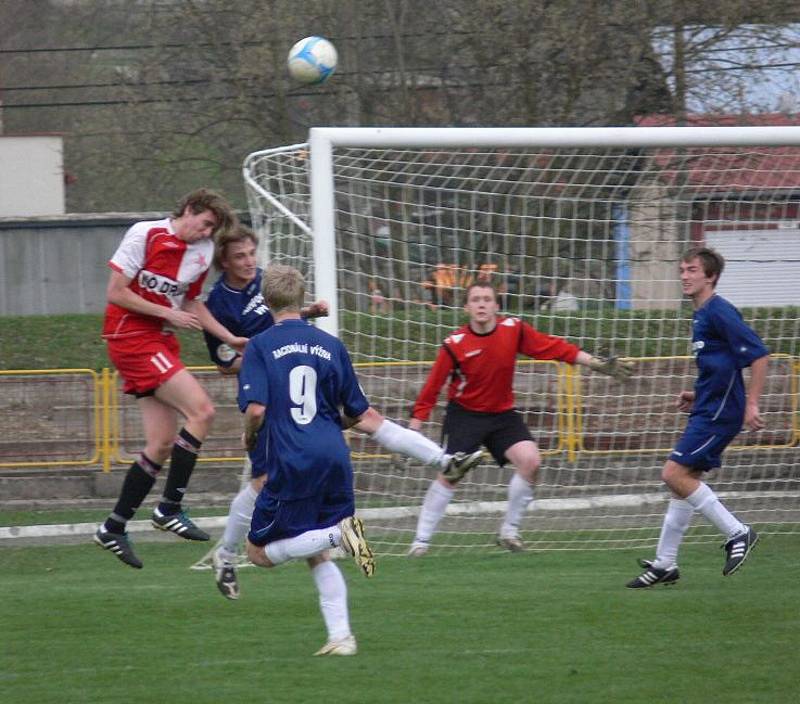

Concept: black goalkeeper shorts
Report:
left=440, top=401, right=534, bottom=467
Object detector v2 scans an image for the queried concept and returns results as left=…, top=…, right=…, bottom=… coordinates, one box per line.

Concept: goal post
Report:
left=244, top=126, right=800, bottom=555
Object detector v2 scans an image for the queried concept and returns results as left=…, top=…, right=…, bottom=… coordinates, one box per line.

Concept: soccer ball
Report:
left=287, top=36, right=338, bottom=85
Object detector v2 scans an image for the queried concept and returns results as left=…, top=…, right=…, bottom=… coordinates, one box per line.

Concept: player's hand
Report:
left=744, top=401, right=765, bottom=431
left=228, top=336, right=249, bottom=353
left=587, top=355, right=635, bottom=382
left=164, top=308, right=202, bottom=330
left=675, top=390, right=695, bottom=412
left=242, top=430, right=257, bottom=453
left=303, top=300, right=330, bottom=319
left=408, top=417, right=423, bottom=432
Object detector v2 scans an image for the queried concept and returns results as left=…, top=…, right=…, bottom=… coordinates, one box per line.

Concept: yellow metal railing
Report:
left=0, top=355, right=797, bottom=470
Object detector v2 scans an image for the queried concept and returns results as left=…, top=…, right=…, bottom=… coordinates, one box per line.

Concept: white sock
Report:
left=500, top=473, right=534, bottom=538
left=371, top=419, right=445, bottom=466
left=653, top=498, right=694, bottom=569
left=685, top=482, right=744, bottom=539
left=221, top=484, right=258, bottom=554
left=265, top=526, right=342, bottom=565
left=311, top=560, right=351, bottom=641
left=413, top=480, right=455, bottom=543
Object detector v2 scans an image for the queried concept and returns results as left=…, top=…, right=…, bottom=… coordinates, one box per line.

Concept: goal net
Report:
left=243, top=126, right=800, bottom=555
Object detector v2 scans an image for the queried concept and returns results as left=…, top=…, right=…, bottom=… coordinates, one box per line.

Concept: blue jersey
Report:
left=690, top=294, right=768, bottom=427
left=204, top=268, right=274, bottom=368
left=238, top=318, right=370, bottom=500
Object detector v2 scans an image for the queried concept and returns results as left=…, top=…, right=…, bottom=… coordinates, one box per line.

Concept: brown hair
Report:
left=173, top=188, right=236, bottom=238
left=681, top=246, right=725, bottom=288
left=262, top=264, right=305, bottom=313
left=213, top=223, right=259, bottom=270
left=464, top=281, right=498, bottom=303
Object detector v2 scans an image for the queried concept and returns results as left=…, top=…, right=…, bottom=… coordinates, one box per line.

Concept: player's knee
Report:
left=661, top=461, right=689, bottom=488
left=189, top=399, right=216, bottom=428
left=516, top=454, right=541, bottom=481
left=146, top=439, right=173, bottom=464
left=246, top=540, right=274, bottom=568
left=200, top=399, right=216, bottom=425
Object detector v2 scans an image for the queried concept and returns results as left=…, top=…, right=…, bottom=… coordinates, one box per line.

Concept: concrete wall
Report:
left=0, top=213, right=162, bottom=315
left=0, top=135, right=65, bottom=217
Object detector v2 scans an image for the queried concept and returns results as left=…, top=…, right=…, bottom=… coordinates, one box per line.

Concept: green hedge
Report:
left=1, top=307, right=797, bottom=372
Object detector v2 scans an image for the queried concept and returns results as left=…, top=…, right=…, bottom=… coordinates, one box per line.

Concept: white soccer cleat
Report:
left=314, top=634, right=357, bottom=656
left=212, top=547, right=240, bottom=600
left=407, top=541, right=430, bottom=557
left=337, top=516, right=375, bottom=577
left=496, top=534, right=525, bottom=552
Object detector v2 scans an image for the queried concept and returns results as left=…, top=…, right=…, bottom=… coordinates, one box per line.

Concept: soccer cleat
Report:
left=722, top=526, right=759, bottom=576
left=407, top=541, right=429, bottom=557
left=94, top=526, right=143, bottom=569
left=338, top=516, right=375, bottom=577
left=151, top=508, right=210, bottom=541
left=314, top=634, right=357, bottom=656
left=212, top=548, right=240, bottom=600
left=496, top=534, right=526, bottom=552
left=626, top=559, right=680, bottom=588
left=442, top=449, right=483, bottom=482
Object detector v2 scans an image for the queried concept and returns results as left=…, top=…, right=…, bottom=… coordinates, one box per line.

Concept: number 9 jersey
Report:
left=237, top=318, right=369, bottom=501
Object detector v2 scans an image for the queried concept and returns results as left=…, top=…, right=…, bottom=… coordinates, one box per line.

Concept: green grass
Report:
left=0, top=314, right=212, bottom=371
left=1, top=535, right=798, bottom=704
left=2, top=307, right=798, bottom=371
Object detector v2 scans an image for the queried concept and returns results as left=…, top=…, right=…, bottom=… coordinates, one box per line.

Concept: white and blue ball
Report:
left=287, top=36, right=338, bottom=85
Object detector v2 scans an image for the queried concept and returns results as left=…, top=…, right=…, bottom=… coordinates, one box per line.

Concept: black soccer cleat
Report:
left=94, top=526, right=143, bottom=569
left=722, top=526, right=759, bottom=576
left=442, top=449, right=483, bottom=483
left=151, top=508, right=210, bottom=541
left=626, top=558, right=680, bottom=588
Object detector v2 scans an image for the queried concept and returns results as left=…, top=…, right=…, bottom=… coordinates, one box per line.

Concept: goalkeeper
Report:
left=204, top=225, right=481, bottom=599
left=408, top=281, right=633, bottom=555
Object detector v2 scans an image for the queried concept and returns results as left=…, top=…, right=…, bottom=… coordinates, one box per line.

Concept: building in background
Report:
left=0, top=134, right=65, bottom=217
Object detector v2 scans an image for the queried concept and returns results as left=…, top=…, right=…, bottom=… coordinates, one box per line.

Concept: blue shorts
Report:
left=248, top=427, right=268, bottom=479
left=669, top=421, right=740, bottom=471
left=248, top=488, right=354, bottom=547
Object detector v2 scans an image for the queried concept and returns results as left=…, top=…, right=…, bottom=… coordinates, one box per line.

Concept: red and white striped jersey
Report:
left=411, top=316, right=580, bottom=420
left=102, top=218, right=213, bottom=340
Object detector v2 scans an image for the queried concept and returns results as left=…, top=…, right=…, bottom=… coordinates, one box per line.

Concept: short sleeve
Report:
left=237, top=343, right=269, bottom=411
left=109, top=222, right=148, bottom=278
left=337, top=342, right=370, bottom=418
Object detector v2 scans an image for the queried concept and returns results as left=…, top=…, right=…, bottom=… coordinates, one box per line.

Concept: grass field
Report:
left=2, top=534, right=798, bottom=704
left=3, top=306, right=798, bottom=371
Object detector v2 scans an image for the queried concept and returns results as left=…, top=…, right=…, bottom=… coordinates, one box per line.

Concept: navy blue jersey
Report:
left=690, top=294, right=768, bottom=427
left=238, top=319, right=370, bottom=500
left=204, top=268, right=274, bottom=368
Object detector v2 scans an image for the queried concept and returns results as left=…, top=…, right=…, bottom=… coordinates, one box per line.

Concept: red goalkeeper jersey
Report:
left=411, top=316, right=580, bottom=420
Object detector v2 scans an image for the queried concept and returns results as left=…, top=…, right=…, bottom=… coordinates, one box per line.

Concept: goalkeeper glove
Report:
left=587, top=355, right=635, bottom=382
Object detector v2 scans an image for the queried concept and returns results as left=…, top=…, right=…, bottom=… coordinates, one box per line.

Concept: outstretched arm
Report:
left=184, top=298, right=248, bottom=352
left=576, top=350, right=635, bottom=382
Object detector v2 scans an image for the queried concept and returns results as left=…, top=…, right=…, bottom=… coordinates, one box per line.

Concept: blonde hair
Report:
left=262, top=265, right=305, bottom=312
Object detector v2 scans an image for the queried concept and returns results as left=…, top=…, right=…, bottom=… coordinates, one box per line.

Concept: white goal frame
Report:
left=303, top=126, right=800, bottom=336
left=243, top=125, right=800, bottom=555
